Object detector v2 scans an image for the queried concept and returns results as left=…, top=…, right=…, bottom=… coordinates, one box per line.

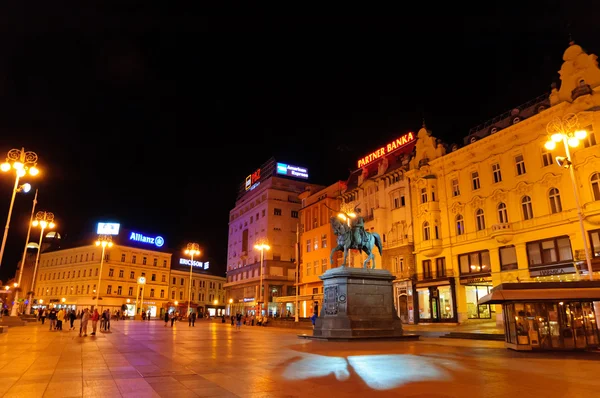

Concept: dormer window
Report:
left=470, top=136, right=477, bottom=144
left=490, top=127, right=498, bottom=134
left=512, top=117, right=520, bottom=124
left=580, top=79, right=586, bottom=86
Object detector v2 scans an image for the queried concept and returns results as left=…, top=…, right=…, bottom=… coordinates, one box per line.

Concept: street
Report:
left=0, top=319, right=598, bottom=397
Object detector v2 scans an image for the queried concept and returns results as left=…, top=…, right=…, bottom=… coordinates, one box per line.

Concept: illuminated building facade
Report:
left=406, top=41, right=600, bottom=325
left=168, top=258, right=226, bottom=317
left=339, top=131, right=419, bottom=323
left=225, top=158, right=310, bottom=316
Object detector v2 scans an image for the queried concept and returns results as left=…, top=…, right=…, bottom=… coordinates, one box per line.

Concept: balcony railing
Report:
left=416, top=269, right=456, bottom=281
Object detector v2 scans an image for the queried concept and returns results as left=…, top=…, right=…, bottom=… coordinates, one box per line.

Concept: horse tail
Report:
left=374, top=232, right=383, bottom=255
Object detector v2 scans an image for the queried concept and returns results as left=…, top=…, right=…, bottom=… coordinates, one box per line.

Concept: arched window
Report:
left=591, top=173, right=600, bottom=201
left=497, top=203, right=508, bottom=223
left=549, top=188, right=562, bottom=214
left=476, top=209, right=486, bottom=231
left=456, top=214, right=465, bottom=236
left=521, top=196, right=533, bottom=220
left=423, top=222, right=430, bottom=241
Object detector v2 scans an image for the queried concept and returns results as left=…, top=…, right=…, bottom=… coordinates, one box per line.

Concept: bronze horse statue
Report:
left=329, top=216, right=383, bottom=269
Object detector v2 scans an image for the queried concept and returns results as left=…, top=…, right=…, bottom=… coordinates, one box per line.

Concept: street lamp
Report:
left=545, top=113, right=593, bottom=281
left=0, top=148, right=39, bottom=271
left=184, top=242, right=200, bottom=318
left=94, top=235, right=113, bottom=309
left=27, top=211, right=55, bottom=314
left=136, top=276, right=146, bottom=317
left=10, top=189, right=38, bottom=316
left=254, top=242, right=270, bottom=316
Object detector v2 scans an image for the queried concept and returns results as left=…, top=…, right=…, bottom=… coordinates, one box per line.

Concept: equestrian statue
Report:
left=329, top=206, right=383, bottom=269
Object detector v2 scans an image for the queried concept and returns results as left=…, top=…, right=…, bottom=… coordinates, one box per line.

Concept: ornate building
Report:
left=407, top=41, right=600, bottom=325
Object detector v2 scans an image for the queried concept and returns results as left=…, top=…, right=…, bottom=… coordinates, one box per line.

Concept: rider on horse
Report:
left=351, top=208, right=366, bottom=248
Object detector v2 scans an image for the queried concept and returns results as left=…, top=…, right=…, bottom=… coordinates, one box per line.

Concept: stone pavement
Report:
left=0, top=319, right=599, bottom=397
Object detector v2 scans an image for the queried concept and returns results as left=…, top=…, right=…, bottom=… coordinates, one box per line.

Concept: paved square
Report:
left=0, top=319, right=598, bottom=397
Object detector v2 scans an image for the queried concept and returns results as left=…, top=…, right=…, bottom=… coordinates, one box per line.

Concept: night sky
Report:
left=0, top=11, right=598, bottom=282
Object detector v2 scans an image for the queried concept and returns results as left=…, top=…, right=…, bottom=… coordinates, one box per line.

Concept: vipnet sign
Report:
left=179, top=258, right=209, bottom=270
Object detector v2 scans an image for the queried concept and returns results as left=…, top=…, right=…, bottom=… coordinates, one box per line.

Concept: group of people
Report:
left=231, top=313, right=269, bottom=330
left=36, top=307, right=117, bottom=336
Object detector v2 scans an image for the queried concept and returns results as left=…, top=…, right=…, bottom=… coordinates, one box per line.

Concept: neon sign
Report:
left=276, top=163, right=309, bottom=179
left=97, top=222, right=120, bottom=235
left=129, top=232, right=165, bottom=248
left=179, top=258, right=210, bottom=269
left=357, top=132, right=415, bottom=168
left=245, top=169, right=261, bottom=191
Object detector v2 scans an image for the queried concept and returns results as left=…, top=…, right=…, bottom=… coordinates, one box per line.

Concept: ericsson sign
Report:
left=179, top=258, right=210, bottom=270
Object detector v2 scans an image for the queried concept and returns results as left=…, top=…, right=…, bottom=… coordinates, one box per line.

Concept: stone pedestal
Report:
left=312, top=267, right=404, bottom=339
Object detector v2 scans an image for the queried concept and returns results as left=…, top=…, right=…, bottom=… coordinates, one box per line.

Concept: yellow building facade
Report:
left=35, top=244, right=172, bottom=317
left=168, top=262, right=227, bottom=317
left=407, top=42, right=600, bottom=325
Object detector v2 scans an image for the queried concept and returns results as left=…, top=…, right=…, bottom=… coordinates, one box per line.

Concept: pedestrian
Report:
left=48, top=307, right=57, bottom=330
left=310, top=312, right=317, bottom=329
left=170, top=312, right=176, bottom=327
left=56, top=308, right=64, bottom=331
left=69, top=310, right=76, bottom=330
left=80, top=308, right=90, bottom=337
left=105, top=310, right=111, bottom=331
left=235, top=313, right=242, bottom=330
left=41, top=308, right=47, bottom=324
left=91, top=309, right=99, bottom=336
left=189, top=311, right=196, bottom=327
left=164, top=311, right=169, bottom=327
left=100, top=310, right=106, bottom=331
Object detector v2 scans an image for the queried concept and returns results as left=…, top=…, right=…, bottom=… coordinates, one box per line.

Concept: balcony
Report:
left=416, top=269, right=456, bottom=282
left=419, top=239, right=443, bottom=258
left=490, top=223, right=514, bottom=244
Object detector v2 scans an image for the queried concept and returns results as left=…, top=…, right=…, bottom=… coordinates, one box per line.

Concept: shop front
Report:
left=460, top=275, right=495, bottom=320
left=415, top=278, right=457, bottom=323
left=393, top=279, right=415, bottom=324
left=206, top=304, right=226, bottom=317
left=479, top=281, right=600, bottom=351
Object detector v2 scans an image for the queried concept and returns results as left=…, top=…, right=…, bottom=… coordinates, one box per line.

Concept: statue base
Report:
left=307, top=267, right=414, bottom=340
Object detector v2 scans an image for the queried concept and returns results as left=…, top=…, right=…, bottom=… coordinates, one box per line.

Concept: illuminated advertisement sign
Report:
left=245, top=168, right=261, bottom=191
left=357, top=131, right=415, bottom=168
left=129, top=232, right=165, bottom=248
left=179, top=258, right=210, bottom=270
left=97, top=222, right=120, bottom=235
left=276, top=163, right=309, bottom=179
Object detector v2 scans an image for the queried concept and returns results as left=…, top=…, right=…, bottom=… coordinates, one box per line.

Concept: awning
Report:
left=479, top=287, right=600, bottom=305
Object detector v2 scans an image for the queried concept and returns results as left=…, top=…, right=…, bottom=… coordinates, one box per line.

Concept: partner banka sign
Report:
left=179, top=258, right=210, bottom=270
left=129, top=232, right=165, bottom=248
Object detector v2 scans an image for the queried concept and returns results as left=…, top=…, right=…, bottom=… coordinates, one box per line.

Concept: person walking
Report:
left=79, top=308, right=90, bottom=337
left=170, top=311, right=176, bottom=327
left=189, top=311, right=196, bottom=327
left=235, top=313, right=242, bottom=331
left=48, top=308, right=57, bottom=331
left=91, top=309, right=99, bottom=336
left=56, top=308, right=64, bottom=331
left=105, top=310, right=111, bottom=331
left=69, top=310, right=76, bottom=330
left=40, top=308, right=47, bottom=324
left=164, top=311, right=169, bottom=327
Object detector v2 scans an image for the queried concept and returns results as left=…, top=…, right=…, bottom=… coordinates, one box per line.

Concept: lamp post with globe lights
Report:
left=184, top=242, right=201, bottom=318
left=0, top=148, right=39, bottom=271
left=544, top=113, right=594, bottom=281
left=254, top=242, right=270, bottom=316
left=94, top=235, right=113, bottom=309
left=27, top=211, right=55, bottom=314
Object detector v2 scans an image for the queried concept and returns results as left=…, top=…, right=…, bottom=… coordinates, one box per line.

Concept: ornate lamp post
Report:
left=544, top=113, right=593, bottom=281
left=10, top=189, right=38, bottom=316
left=253, top=241, right=270, bottom=316
left=27, top=211, right=55, bottom=314
left=94, top=235, right=113, bottom=309
left=184, top=242, right=200, bottom=318
left=0, top=148, right=39, bottom=270
left=136, top=276, right=146, bottom=317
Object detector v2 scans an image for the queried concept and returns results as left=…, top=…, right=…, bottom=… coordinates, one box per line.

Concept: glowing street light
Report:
left=0, top=148, right=39, bottom=271
left=27, top=211, right=55, bottom=314
left=545, top=113, right=593, bottom=280
left=94, top=235, right=114, bottom=309
left=254, top=242, right=270, bottom=315
left=184, top=242, right=200, bottom=318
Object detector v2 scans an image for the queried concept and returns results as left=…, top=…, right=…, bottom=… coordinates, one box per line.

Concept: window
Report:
left=471, top=171, right=480, bottom=190
left=583, top=126, right=597, bottom=148
left=291, top=210, right=298, bottom=218
left=451, top=179, right=460, bottom=197
left=423, top=222, right=430, bottom=241
left=180, top=278, right=184, bottom=286
left=521, top=196, right=534, bottom=220
left=515, top=154, right=526, bottom=175
left=321, top=258, right=327, bottom=274
left=172, top=277, right=176, bottom=284
left=459, top=250, right=490, bottom=274
left=306, top=239, right=311, bottom=253
left=436, top=257, right=446, bottom=277
left=492, top=163, right=502, bottom=183
left=171, top=290, right=175, bottom=300
left=128, top=287, right=133, bottom=296
left=497, top=202, right=508, bottom=223
left=121, top=254, right=126, bottom=262
left=549, top=188, right=562, bottom=214
left=151, top=274, right=156, bottom=282
left=314, top=237, right=318, bottom=251
left=108, top=268, right=114, bottom=277
left=118, top=269, right=124, bottom=278
left=130, top=271, right=135, bottom=279
left=589, top=229, right=600, bottom=257
left=475, top=209, right=485, bottom=231
left=422, top=260, right=432, bottom=279
left=321, top=234, right=327, bottom=248
left=163, top=260, right=167, bottom=268
left=420, top=188, right=428, bottom=204
left=143, top=257, right=147, bottom=265
left=542, top=148, right=553, bottom=167
left=391, top=191, right=405, bottom=208
left=117, top=286, right=122, bottom=295
left=499, top=245, right=518, bottom=271
left=591, top=173, right=600, bottom=201
left=179, top=291, right=183, bottom=300
left=456, top=214, right=465, bottom=236
left=274, top=208, right=282, bottom=216
left=132, top=255, right=137, bottom=264
left=526, top=236, right=572, bottom=267
left=153, top=258, right=158, bottom=266
left=162, top=275, right=166, bottom=282
left=160, top=289, right=165, bottom=298
left=107, top=285, right=112, bottom=294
